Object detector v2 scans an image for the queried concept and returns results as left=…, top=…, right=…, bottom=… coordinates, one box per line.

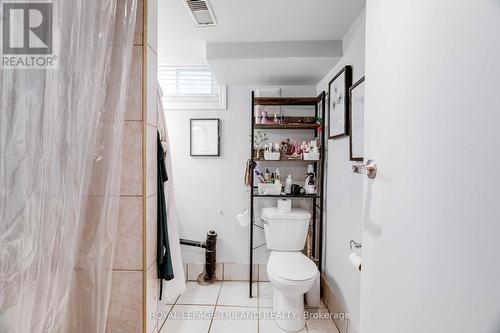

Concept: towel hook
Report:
left=350, top=240, right=362, bottom=251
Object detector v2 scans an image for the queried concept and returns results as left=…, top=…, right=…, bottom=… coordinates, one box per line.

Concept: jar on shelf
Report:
left=255, top=110, right=262, bottom=124
left=261, top=111, right=268, bottom=124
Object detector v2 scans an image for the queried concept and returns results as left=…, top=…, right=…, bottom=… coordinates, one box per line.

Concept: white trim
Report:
left=159, top=64, right=227, bottom=110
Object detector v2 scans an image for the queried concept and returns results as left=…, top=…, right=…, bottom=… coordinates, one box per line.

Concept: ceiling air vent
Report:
left=183, top=0, right=217, bottom=27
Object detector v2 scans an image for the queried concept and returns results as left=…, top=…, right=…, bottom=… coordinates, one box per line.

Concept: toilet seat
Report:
left=267, top=251, right=317, bottom=283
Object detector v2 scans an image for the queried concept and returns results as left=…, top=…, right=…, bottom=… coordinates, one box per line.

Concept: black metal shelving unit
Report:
left=249, top=91, right=326, bottom=298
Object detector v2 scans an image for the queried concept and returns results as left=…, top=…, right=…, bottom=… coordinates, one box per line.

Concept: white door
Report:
left=360, top=1, right=500, bottom=332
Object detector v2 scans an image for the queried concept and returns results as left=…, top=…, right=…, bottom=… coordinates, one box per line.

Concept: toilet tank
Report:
left=261, top=207, right=311, bottom=251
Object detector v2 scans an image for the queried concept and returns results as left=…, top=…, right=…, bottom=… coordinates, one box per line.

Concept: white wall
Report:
left=316, top=9, right=366, bottom=332
left=165, top=85, right=316, bottom=264
left=362, top=1, right=500, bottom=332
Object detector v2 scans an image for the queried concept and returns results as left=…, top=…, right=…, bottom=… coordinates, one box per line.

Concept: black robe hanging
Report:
left=157, top=132, right=174, bottom=299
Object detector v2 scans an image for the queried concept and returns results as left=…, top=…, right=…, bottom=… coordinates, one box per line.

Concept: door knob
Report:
left=352, top=160, right=377, bottom=179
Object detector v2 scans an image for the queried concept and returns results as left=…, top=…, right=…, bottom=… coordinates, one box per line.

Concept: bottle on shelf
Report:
left=264, top=168, right=271, bottom=182
left=305, top=164, right=317, bottom=194
left=261, top=111, right=268, bottom=124
left=254, top=170, right=266, bottom=183
left=285, top=174, right=293, bottom=194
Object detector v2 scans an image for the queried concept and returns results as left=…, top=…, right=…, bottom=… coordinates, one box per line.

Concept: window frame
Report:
left=159, top=64, right=227, bottom=110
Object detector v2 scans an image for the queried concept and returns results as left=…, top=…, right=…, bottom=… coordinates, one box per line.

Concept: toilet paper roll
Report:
left=349, top=252, right=362, bottom=271
left=277, top=198, right=291, bottom=213
left=237, top=210, right=250, bottom=228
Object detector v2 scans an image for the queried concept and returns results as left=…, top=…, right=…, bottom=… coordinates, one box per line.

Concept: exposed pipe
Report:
left=204, top=231, right=217, bottom=281
left=180, top=231, right=217, bottom=283
left=180, top=238, right=206, bottom=248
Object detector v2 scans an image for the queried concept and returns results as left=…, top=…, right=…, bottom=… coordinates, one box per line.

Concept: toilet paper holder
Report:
left=350, top=240, right=362, bottom=251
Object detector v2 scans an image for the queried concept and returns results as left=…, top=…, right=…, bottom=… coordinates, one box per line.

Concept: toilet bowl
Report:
left=261, top=206, right=319, bottom=332
left=267, top=251, right=318, bottom=332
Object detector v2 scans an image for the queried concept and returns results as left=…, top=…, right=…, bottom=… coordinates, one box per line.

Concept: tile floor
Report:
left=158, top=281, right=340, bottom=333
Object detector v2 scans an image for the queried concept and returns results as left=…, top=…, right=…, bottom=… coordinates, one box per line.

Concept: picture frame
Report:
left=328, top=65, right=352, bottom=139
left=190, top=118, right=221, bottom=156
left=349, top=77, right=365, bottom=161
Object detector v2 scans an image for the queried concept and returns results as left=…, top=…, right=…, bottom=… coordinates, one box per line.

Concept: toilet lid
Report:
left=268, top=252, right=318, bottom=282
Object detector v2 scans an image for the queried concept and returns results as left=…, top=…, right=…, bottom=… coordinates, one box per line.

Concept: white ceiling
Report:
left=158, top=0, right=365, bottom=84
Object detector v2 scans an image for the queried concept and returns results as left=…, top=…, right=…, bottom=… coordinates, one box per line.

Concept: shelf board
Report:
left=254, top=123, right=318, bottom=130
left=253, top=97, right=321, bottom=106
left=252, top=190, right=320, bottom=199
left=254, top=158, right=320, bottom=163
left=253, top=194, right=320, bottom=199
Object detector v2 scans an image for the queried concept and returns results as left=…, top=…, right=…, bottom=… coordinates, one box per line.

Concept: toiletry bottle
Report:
left=285, top=175, right=293, bottom=194
left=255, top=170, right=266, bottom=183
left=275, top=168, right=282, bottom=190
left=264, top=168, right=271, bottom=182
left=305, top=165, right=316, bottom=194
left=307, top=164, right=315, bottom=178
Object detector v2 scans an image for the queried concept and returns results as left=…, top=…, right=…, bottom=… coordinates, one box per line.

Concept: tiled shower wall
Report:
left=106, top=0, right=158, bottom=331
left=144, top=0, right=159, bottom=330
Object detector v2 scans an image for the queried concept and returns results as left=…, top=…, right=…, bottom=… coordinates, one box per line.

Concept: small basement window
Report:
left=158, top=64, right=227, bottom=110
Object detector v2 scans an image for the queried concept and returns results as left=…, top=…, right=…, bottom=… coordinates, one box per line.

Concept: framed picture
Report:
left=328, top=65, right=352, bottom=139
left=349, top=77, right=365, bottom=161
left=190, top=118, right=221, bottom=156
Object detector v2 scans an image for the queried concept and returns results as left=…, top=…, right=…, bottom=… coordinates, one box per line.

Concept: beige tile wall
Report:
left=144, top=0, right=159, bottom=331
left=107, top=0, right=159, bottom=332
left=120, top=121, right=143, bottom=196
left=126, top=47, right=143, bottom=121
left=114, top=197, right=143, bottom=270
left=146, top=194, right=158, bottom=268
left=107, top=271, right=143, bottom=333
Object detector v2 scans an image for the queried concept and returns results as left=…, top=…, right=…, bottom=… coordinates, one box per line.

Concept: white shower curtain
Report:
left=0, top=0, right=137, bottom=332
left=157, top=85, right=186, bottom=300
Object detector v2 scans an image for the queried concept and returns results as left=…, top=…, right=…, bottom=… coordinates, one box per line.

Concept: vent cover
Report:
left=183, top=0, right=217, bottom=27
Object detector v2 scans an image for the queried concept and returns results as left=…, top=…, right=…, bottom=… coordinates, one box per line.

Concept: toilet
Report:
left=261, top=206, right=319, bottom=332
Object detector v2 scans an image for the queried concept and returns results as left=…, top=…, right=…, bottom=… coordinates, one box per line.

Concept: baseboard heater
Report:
left=180, top=231, right=217, bottom=283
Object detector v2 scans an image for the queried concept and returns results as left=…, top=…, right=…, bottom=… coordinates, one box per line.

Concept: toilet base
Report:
left=266, top=251, right=318, bottom=332
left=273, top=289, right=306, bottom=332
